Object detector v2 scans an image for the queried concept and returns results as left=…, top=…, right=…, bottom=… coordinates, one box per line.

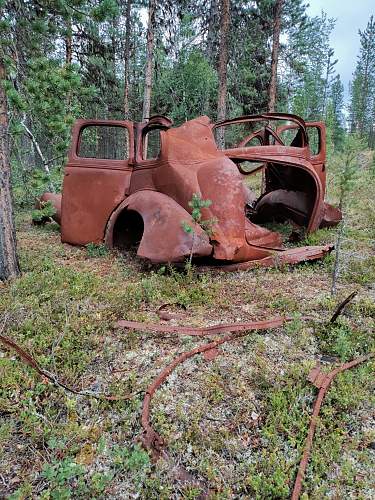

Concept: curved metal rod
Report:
left=291, top=352, right=374, bottom=499
left=135, top=317, right=288, bottom=457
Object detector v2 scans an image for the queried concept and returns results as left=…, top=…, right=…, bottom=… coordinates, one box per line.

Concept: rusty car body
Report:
left=40, top=112, right=341, bottom=266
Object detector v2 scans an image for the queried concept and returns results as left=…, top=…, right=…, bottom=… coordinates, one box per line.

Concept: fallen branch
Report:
left=291, top=352, right=374, bottom=500
left=0, top=329, right=134, bottom=401
left=329, top=290, right=357, bottom=323
left=20, top=119, right=55, bottom=192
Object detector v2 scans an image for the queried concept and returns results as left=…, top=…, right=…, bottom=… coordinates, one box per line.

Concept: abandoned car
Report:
left=39, top=113, right=342, bottom=267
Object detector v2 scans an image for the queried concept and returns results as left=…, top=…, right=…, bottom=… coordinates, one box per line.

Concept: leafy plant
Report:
left=86, top=242, right=108, bottom=258
left=181, top=193, right=217, bottom=270
left=41, top=458, right=86, bottom=498
left=31, top=200, right=56, bottom=224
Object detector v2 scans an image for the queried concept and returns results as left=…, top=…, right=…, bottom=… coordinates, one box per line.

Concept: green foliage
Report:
left=41, top=459, right=86, bottom=498
left=332, top=133, right=366, bottom=208
left=349, top=15, right=375, bottom=147
left=181, top=193, right=216, bottom=271
left=112, top=444, right=150, bottom=472
left=91, top=0, right=119, bottom=22
left=31, top=200, right=56, bottom=224
left=182, top=193, right=215, bottom=235
left=86, top=242, right=109, bottom=258
left=153, top=48, right=218, bottom=123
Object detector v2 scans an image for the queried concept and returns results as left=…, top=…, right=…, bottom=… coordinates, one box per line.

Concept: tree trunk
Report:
left=142, top=0, right=156, bottom=123
left=65, top=18, right=72, bottom=65
left=124, top=0, right=132, bottom=119
left=206, top=0, right=218, bottom=63
left=216, top=0, right=230, bottom=149
left=268, top=0, right=283, bottom=113
left=0, top=60, right=20, bottom=281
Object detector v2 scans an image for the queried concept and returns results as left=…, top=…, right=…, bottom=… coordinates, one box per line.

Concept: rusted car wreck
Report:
left=40, top=113, right=341, bottom=268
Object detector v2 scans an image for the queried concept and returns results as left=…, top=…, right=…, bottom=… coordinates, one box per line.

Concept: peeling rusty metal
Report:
left=200, top=244, right=334, bottom=272
left=39, top=113, right=341, bottom=268
left=291, top=352, right=374, bottom=500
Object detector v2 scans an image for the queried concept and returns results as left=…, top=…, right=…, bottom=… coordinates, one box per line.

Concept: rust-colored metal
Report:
left=36, top=193, right=62, bottom=225
left=39, top=113, right=341, bottom=267
left=156, top=302, right=187, bottom=321
left=116, top=316, right=288, bottom=337
left=291, top=352, right=374, bottom=500
left=118, top=316, right=288, bottom=458
left=200, top=244, right=334, bottom=272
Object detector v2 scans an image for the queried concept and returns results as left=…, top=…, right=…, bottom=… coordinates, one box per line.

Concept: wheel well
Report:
left=112, top=209, right=144, bottom=250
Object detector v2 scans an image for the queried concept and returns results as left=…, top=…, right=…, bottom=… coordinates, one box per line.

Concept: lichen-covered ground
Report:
left=1, top=157, right=374, bottom=499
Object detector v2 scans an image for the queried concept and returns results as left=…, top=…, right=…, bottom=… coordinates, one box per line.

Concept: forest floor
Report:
left=1, top=155, right=375, bottom=499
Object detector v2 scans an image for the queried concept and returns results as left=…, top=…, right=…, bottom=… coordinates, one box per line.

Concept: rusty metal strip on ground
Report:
left=199, top=244, right=334, bottom=272
left=156, top=302, right=187, bottom=321
left=329, top=290, right=358, bottom=323
left=116, top=316, right=289, bottom=337
left=130, top=317, right=288, bottom=458
left=291, top=352, right=375, bottom=500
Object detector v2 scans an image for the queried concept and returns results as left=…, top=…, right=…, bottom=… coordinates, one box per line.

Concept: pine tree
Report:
left=0, top=56, right=20, bottom=281
left=216, top=0, right=230, bottom=148
left=349, top=15, right=375, bottom=147
left=268, top=0, right=283, bottom=112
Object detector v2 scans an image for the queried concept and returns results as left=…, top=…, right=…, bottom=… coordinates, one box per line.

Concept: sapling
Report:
left=181, top=193, right=217, bottom=272
left=331, top=134, right=365, bottom=295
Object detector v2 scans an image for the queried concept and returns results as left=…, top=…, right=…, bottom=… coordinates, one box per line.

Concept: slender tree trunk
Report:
left=268, top=0, right=283, bottom=113
left=66, top=17, right=72, bottom=65
left=206, top=0, right=218, bottom=63
left=216, top=0, right=230, bottom=149
left=0, top=60, right=20, bottom=281
left=142, top=0, right=156, bottom=123
left=124, top=0, right=132, bottom=119
left=322, top=49, right=332, bottom=118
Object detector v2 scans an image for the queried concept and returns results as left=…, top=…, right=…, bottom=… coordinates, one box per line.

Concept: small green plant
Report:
left=31, top=200, right=56, bottom=225
left=181, top=193, right=217, bottom=270
left=112, top=444, right=150, bottom=475
left=41, top=458, right=86, bottom=498
left=86, top=242, right=108, bottom=257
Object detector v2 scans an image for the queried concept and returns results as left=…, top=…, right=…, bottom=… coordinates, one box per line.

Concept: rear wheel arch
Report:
left=105, top=190, right=212, bottom=263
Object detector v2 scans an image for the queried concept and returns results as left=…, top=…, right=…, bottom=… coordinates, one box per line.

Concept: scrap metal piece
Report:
left=118, top=317, right=288, bottom=459
left=200, top=244, right=334, bottom=272
left=39, top=112, right=341, bottom=267
left=291, top=352, right=374, bottom=500
left=116, top=316, right=288, bottom=337
left=36, top=193, right=62, bottom=225
left=329, top=290, right=358, bottom=323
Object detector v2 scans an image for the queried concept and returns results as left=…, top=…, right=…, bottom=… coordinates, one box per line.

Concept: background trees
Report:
left=349, top=15, right=375, bottom=148
left=0, top=0, right=374, bottom=260
left=1, top=0, right=367, bottom=179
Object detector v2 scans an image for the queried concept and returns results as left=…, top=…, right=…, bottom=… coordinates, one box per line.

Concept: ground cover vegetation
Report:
left=0, top=0, right=375, bottom=498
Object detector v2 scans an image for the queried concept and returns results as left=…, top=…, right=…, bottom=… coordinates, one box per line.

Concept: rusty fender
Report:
left=105, top=190, right=212, bottom=263
left=36, top=192, right=62, bottom=225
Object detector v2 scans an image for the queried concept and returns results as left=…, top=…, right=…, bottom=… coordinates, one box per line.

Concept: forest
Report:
left=0, top=0, right=375, bottom=499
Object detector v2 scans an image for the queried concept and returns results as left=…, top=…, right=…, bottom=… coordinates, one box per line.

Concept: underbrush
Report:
left=1, top=156, right=374, bottom=498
